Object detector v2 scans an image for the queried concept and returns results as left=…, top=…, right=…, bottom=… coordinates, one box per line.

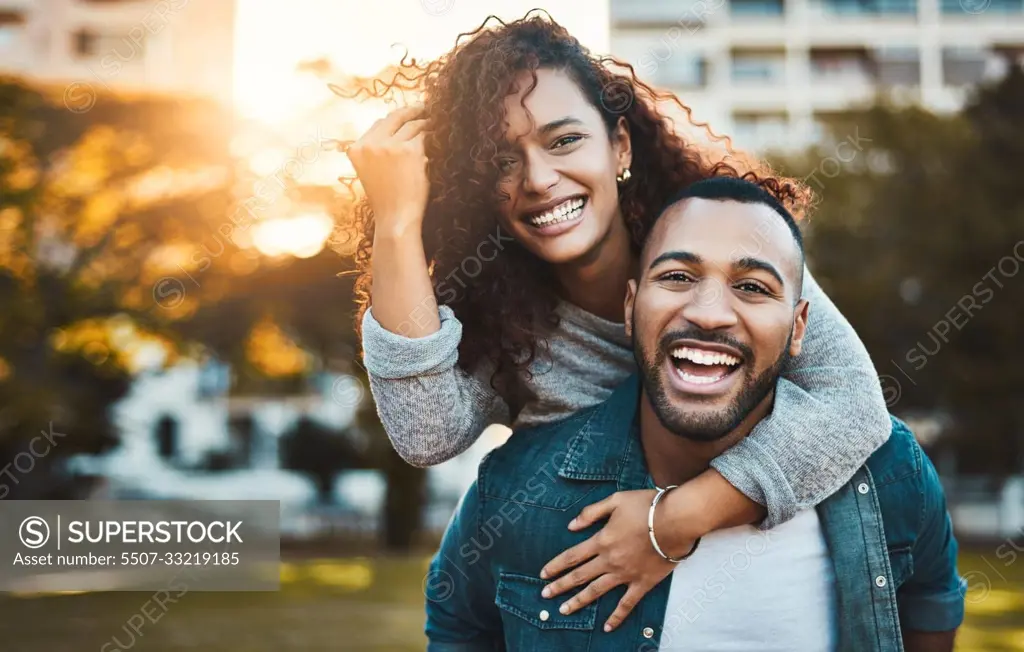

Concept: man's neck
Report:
left=639, top=391, right=775, bottom=489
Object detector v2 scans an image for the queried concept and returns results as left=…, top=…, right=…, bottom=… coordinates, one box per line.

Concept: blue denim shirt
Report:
left=425, top=375, right=964, bottom=651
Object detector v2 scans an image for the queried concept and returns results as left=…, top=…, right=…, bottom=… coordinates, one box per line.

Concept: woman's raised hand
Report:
left=347, top=104, right=429, bottom=235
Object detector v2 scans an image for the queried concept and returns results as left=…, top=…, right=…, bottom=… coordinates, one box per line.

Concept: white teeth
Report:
left=676, top=368, right=727, bottom=385
left=527, top=198, right=585, bottom=227
left=670, top=346, right=741, bottom=367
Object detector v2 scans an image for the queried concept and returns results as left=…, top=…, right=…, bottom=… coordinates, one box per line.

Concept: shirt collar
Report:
left=557, top=374, right=654, bottom=491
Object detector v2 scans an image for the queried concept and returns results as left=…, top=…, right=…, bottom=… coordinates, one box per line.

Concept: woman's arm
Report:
left=362, top=304, right=510, bottom=467
left=351, top=105, right=510, bottom=467
left=707, top=266, right=891, bottom=528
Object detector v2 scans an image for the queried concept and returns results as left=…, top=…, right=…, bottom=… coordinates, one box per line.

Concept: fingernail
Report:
left=560, top=603, right=569, bottom=615
left=568, top=518, right=578, bottom=529
left=540, top=569, right=548, bottom=580
left=604, top=623, right=612, bottom=633
left=542, top=586, right=551, bottom=598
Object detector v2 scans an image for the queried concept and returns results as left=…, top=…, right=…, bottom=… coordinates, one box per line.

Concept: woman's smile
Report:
left=522, top=195, right=588, bottom=236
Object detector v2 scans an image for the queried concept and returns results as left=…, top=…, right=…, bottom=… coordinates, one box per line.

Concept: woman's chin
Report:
left=524, top=228, right=604, bottom=265
left=532, top=242, right=595, bottom=265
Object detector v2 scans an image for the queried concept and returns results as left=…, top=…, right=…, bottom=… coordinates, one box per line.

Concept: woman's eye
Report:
left=551, top=134, right=583, bottom=149
left=497, top=157, right=519, bottom=172
left=736, top=281, right=769, bottom=295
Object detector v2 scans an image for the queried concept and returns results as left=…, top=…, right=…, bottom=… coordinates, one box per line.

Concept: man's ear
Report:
left=789, top=299, right=810, bottom=357
left=613, top=116, right=632, bottom=172
left=624, top=279, right=638, bottom=339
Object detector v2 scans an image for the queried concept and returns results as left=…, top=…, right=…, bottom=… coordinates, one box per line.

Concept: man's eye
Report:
left=661, top=271, right=695, bottom=283
left=736, top=281, right=769, bottom=295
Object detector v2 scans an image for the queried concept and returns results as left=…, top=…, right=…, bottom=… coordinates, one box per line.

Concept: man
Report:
left=425, top=177, right=964, bottom=651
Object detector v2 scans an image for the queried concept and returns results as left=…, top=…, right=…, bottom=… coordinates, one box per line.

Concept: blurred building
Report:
left=611, top=0, right=1024, bottom=150
left=0, top=0, right=235, bottom=105
left=67, top=359, right=503, bottom=538
left=68, top=362, right=363, bottom=533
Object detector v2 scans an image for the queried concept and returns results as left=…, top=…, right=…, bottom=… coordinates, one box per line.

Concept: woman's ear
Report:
left=613, top=116, right=632, bottom=172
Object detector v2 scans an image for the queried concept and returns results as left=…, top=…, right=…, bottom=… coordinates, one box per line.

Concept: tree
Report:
left=280, top=416, right=366, bottom=503
left=774, top=64, right=1024, bottom=475
left=184, top=244, right=429, bottom=549
left=0, top=76, right=235, bottom=497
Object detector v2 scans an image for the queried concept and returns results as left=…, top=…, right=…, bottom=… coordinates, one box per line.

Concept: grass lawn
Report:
left=0, top=550, right=1020, bottom=651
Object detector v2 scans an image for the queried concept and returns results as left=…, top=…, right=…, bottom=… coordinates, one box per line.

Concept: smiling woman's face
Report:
left=495, top=68, right=632, bottom=265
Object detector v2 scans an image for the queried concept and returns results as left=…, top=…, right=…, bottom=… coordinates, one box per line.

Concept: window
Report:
left=612, top=0, right=713, bottom=27
left=0, top=27, right=19, bottom=50
left=0, top=9, right=25, bottom=26
left=731, top=0, right=785, bottom=15
left=818, top=0, right=917, bottom=14
left=942, top=48, right=989, bottom=85
left=733, top=112, right=790, bottom=151
left=731, top=49, right=786, bottom=84
left=71, top=28, right=144, bottom=60
left=810, top=48, right=874, bottom=83
left=654, top=55, right=708, bottom=88
left=72, top=28, right=99, bottom=57
left=941, top=0, right=1023, bottom=12
left=875, top=47, right=920, bottom=86
left=0, top=10, right=25, bottom=50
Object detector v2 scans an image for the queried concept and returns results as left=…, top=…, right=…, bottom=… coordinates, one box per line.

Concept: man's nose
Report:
left=679, top=278, right=738, bottom=331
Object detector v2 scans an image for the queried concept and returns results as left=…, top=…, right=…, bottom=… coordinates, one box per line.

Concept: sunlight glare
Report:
left=251, top=213, right=334, bottom=259
left=233, top=0, right=608, bottom=124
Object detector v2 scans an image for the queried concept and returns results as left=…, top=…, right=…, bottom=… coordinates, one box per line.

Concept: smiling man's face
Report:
left=625, top=196, right=809, bottom=442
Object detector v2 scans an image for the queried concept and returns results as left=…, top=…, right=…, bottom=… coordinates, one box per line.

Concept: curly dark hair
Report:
left=340, top=12, right=811, bottom=416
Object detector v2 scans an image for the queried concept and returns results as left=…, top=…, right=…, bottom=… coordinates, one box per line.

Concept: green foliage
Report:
left=0, top=77, right=234, bottom=491
left=775, top=66, right=1024, bottom=474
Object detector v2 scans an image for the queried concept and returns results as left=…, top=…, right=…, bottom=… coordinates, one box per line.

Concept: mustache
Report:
left=658, top=328, right=753, bottom=361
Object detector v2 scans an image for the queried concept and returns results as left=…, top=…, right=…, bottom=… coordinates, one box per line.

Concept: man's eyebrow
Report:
left=538, top=117, right=585, bottom=135
left=648, top=251, right=702, bottom=270
left=734, top=256, right=785, bottom=287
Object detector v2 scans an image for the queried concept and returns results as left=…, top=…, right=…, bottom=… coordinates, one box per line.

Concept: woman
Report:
left=344, top=14, right=890, bottom=631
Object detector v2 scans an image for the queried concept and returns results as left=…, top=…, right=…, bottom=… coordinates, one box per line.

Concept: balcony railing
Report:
left=730, top=0, right=786, bottom=16
left=611, top=0, right=716, bottom=25
left=731, top=56, right=787, bottom=84
left=653, top=57, right=708, bottom=88
left=940, top=0, right=1023, bottom=12
left=815, top=0, right=918, bottom=14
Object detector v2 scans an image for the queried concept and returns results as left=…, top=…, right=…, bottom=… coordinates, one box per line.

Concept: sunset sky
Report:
left=233, top=0, right=609, bottom=123
left=231, top=1, right=609, bottom=258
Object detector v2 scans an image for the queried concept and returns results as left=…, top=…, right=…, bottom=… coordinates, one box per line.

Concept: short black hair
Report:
left=658, top=176, right=804, bottom=253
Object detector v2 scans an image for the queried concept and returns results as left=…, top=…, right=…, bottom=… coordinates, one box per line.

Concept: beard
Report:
left=634, top=326, right=791, bottom=442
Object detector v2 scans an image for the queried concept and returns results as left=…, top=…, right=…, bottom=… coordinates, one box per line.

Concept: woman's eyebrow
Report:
left=538, top=117, right=584, bottom=135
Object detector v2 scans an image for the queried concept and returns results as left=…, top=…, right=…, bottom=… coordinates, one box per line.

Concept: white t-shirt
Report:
left=659, top=509, right=837, bottom=651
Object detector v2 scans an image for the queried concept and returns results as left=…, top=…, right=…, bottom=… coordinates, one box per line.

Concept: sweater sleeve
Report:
left=710, top=267, right=891, bottom=528
left=360, top=305, right=511, bottom=468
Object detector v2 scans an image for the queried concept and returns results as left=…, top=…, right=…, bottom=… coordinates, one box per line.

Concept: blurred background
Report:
left=0, top=0, right=1021, bottom=649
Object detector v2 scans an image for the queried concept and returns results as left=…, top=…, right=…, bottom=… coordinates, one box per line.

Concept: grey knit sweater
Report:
left=361, top=268, right=891, bottom=528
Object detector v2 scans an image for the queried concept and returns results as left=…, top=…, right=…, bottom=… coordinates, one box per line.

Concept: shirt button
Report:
left=539, top=609, right=549, bottom=621
left=642, top=626, right=655, bottom=638
left=875, top=575, right=887, bottom=588
left=857, top=483, right=870, bottom=494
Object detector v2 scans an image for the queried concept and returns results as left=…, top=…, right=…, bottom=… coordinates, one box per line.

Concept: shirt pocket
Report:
left=495, top=572, right=596, bottom=651
left=888, top=545, right=914, bottom=590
